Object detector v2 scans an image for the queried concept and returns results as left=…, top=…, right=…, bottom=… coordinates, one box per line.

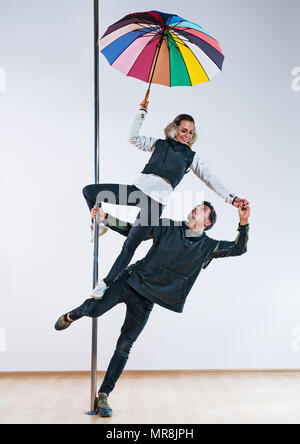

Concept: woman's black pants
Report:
left=82, top=183, right=164, bottom=286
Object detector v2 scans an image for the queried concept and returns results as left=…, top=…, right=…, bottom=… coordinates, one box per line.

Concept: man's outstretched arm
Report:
left=212, top=203, right=250, bottom=259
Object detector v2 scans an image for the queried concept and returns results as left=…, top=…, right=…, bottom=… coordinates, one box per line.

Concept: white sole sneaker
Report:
left=91, top=281, right=108, bottom=299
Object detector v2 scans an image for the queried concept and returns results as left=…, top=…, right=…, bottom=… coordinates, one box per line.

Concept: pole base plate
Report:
left=85, top=410, right=98, bottom=416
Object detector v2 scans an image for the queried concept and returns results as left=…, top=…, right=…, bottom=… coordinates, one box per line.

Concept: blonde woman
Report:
left=83, top=102, right=247, bottom=299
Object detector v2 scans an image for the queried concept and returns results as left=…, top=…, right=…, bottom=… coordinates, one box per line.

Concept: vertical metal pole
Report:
left=88, top=0, right=100, bottom=415
left=94, top=0, right=100, bottom=186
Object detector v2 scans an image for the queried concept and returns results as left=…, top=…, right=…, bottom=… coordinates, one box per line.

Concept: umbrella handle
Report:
left=141, top=88, right=150, bottom=109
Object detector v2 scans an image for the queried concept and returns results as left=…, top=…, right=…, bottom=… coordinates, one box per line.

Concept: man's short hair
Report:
left=203, top=201, right=217, bottom=231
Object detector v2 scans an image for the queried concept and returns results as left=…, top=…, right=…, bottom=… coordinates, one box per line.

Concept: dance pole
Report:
left=87, top=0, right=100, bottom=415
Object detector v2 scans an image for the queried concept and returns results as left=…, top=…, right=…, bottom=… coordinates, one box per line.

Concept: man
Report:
left=55, top=201, right=250, bottom=417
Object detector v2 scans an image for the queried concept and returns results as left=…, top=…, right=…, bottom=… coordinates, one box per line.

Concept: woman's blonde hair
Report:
left=164, top=114, right=198, bottom=147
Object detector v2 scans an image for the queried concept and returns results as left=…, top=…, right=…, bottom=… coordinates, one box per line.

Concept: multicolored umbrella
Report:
left=100, top=10, right=224, bottom=105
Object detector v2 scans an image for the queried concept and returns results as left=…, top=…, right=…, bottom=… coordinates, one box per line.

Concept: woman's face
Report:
left=175, top=120, right=195, bottom=145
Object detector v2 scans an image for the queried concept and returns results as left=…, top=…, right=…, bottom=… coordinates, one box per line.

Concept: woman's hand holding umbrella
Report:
left=139, top=101, right=149, bottom=112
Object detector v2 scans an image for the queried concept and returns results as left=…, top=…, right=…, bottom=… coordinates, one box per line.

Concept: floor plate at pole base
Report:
left=85, top=410, right=98, bottom=416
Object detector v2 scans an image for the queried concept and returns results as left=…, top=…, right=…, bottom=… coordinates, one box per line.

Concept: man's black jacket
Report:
left=105, top=216, right=249, bottom=313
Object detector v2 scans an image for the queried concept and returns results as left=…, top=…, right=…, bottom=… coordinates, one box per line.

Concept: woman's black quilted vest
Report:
left=141, top=138, right=196, bottom=189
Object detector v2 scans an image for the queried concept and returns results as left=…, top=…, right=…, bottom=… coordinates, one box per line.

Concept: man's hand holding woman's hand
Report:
left=238, top=201, right=250, bottom=226
left=233, top=197, right=250, bottom=224
left=233, top=197, right=249, bottom=209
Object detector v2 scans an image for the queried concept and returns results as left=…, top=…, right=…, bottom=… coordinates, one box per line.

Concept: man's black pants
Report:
left=69, top=270, right=154, bottom=396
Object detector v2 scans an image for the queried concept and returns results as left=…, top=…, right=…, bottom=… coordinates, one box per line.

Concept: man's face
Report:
left=187, top=204, right=212, bottom=230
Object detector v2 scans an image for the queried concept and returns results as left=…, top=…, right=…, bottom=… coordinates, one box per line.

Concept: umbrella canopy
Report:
left=100, top=10, right=224, bottom=89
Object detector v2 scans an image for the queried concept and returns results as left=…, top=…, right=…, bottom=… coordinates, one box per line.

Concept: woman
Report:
left=83, top=101, right=246, bottom=299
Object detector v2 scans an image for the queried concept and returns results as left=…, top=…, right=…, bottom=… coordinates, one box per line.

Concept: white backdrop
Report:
left=0, top=0, right=300, bottom=371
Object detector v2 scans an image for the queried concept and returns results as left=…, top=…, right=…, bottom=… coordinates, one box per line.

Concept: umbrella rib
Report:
left=177, top=47, right=193, bottom=88
left=169, top=28, right=191, bottom=44
left=125, top=34, right=162, bottom=77
left=147, top=31, right=166, bottom=86
left=170, top=19, right=207, bottom=33
left=131, top=25, right=163, bottom=40
left=167, top=35, right=191, bottom=54
left=183, top=44, right=210, bottom=82
left=167, top=30, right=192, bottom=48
left=170, top=29, right=210, bottom=81
left=167, top=31, right=210, bottom=80
left=173, top=27, right=223, bottom=68
left=101, top=27, right=160, bottom=51
left=175, top=25, right=215, bottom=41
left=108, top=33, right=158, bottom=67
left=173, top=26, right=219, bottom=47
left=134, top=23, right=161, bottom=32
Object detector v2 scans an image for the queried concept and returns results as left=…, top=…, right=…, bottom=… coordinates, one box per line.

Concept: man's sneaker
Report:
left=90, top=223, right=109, bottom=243
left=55, top=313, right=74, bottom=331
left=91, top=280, right=108, bottom=299
left=97, top=393, right=113, bottom=417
